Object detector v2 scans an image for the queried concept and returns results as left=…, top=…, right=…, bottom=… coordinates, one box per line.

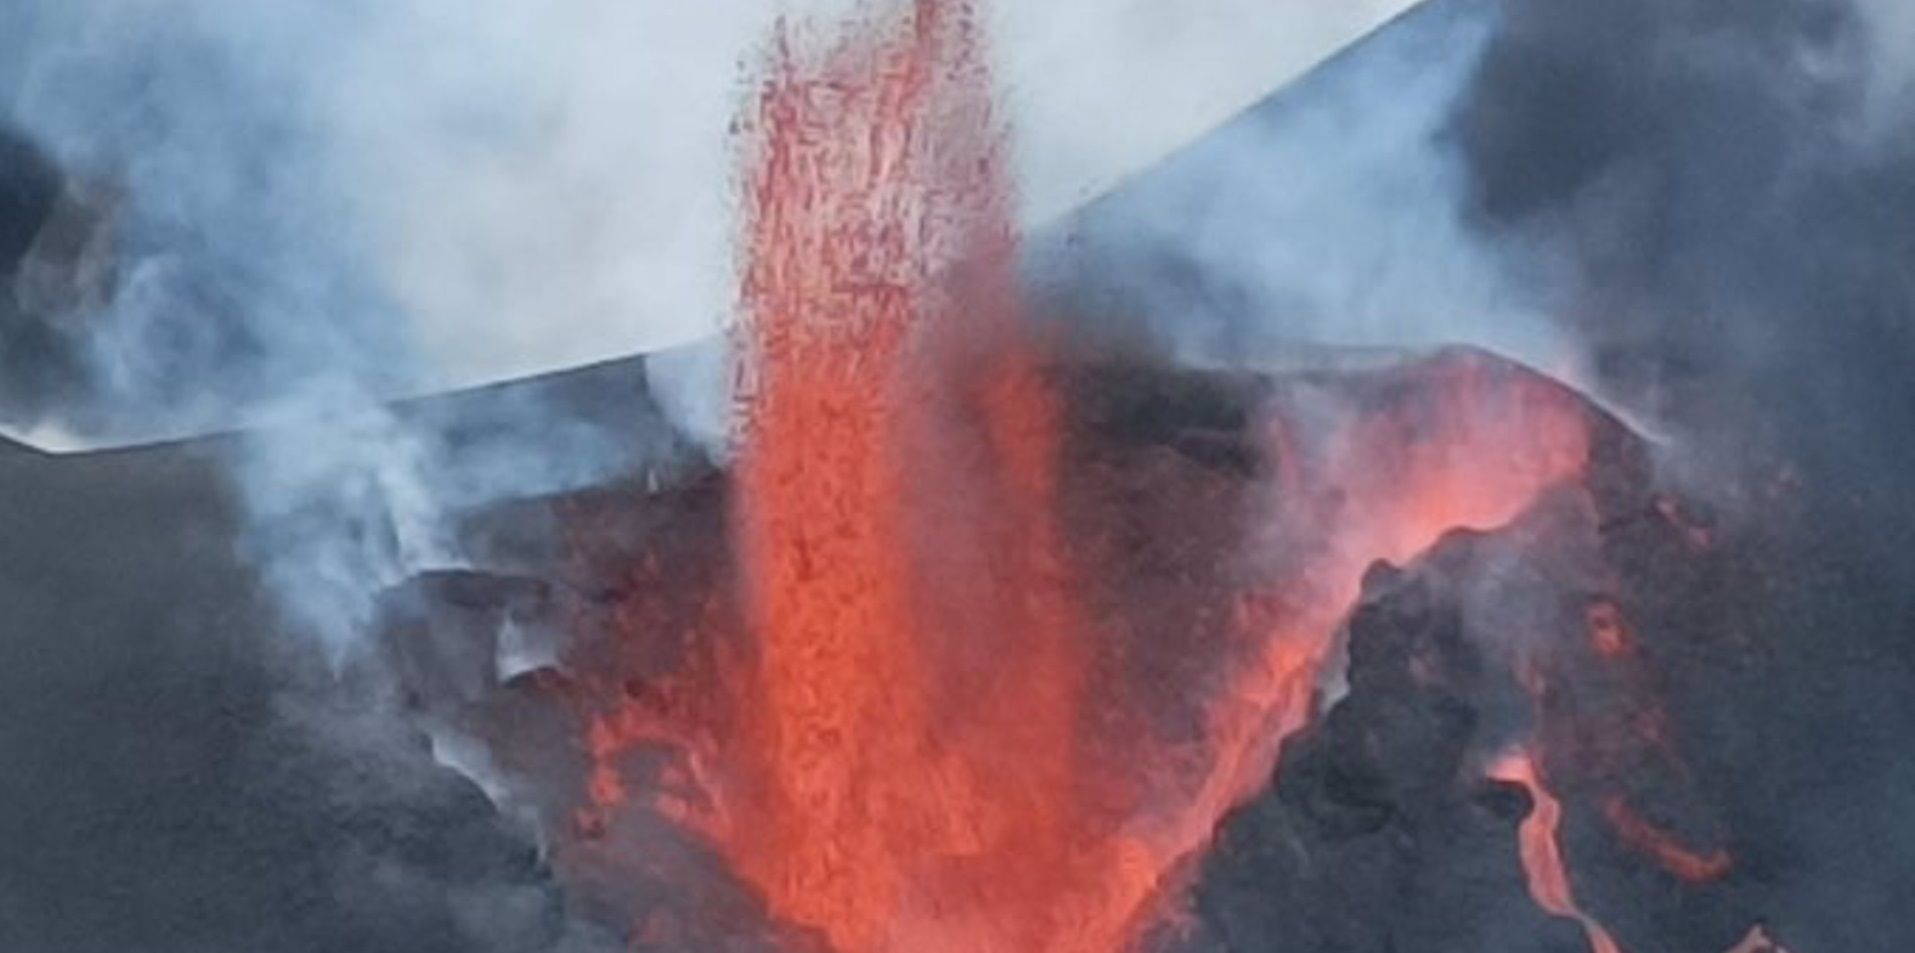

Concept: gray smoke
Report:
left=2, top=2, right=413, bottom=438
left=1447, top=2, right=1915, bottom=948
left=1027, top=0, right=1577, bottom=378
left=0, top=0, right=456, bottom=660
left=0, top=0, right=764, bottom=440
left=1449, top=0, right=1914, bottom=438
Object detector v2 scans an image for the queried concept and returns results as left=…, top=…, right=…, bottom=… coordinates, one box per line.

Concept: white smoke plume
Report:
left=1025, top=0, right=1576, bottom=379
left=0, top=0, right=1427, bottom=658
left=4, top=0, right=1423, bottom=429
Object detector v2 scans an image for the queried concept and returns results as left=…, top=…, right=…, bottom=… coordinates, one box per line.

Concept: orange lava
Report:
left=724, top=2, right=1140, bottom=950
left=1601, top=795, right=1734, bottom=884
left=1491, top=751, right=1625, bottom=953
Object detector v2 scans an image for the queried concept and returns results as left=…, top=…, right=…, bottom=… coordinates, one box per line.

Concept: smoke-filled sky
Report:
left=0, top=0, right=1416, bottom=446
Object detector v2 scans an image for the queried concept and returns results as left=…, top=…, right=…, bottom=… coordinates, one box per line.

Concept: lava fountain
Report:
left=726, top=1, right=1126, bottom=950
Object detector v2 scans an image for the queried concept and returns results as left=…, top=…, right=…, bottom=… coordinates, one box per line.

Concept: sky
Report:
left=349, top=0, right=1427, bottom=392
left=0, top=0, right=1421, bottom=446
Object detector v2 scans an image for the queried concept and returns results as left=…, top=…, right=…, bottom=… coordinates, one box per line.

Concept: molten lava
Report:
left=1178, top=357, right=1593, bottom=842
left=1601, top=796, right=1734, bottom=885
left=1539, top=594, right=1735, bottom=887
left=572, top=2, right=1600, bottom=951
left=722, top=1, right=1120, bottom=948
left=1490, top=750, right=1624, bottom=953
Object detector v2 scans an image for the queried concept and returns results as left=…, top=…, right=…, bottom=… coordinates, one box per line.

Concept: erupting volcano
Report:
left=11, top=0, right=1914, bottom=949
left=363, top=3, right=1778, bottom=952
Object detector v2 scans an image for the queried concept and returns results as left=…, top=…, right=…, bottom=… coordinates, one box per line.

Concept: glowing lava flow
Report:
left=1575, top=599, right=1736, bottom=885
left=1601, top=795, right=1734, bottom=884
left=1491, top=751, right=1625, bottom=953
left=1166, top=358, right=1594, bottom=857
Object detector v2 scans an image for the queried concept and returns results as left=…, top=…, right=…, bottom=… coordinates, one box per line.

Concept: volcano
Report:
left=360, top=4, right=1809, bottom=950
left=360, top=4, right=1654, bottom=948
left=0, top=1, right=1902, bottom=952
left=374, top=334, right=1784, bottom=953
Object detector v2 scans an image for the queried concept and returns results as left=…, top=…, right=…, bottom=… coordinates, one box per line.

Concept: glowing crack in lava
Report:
left=577, top=1, right=1597, bottom=950
left=1490, top=751, right=1624, bottom=953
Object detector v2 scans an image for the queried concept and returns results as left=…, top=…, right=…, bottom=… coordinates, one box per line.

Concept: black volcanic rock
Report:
left=1181, top=556, right=1588, bottom=953
left=0, top=437, right=616, bottom=953
left=1180, top=412, right=1768, bottom=953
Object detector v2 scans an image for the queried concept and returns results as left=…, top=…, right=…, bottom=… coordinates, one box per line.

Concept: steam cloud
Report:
left=0, top=0, right=760, bottom=654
